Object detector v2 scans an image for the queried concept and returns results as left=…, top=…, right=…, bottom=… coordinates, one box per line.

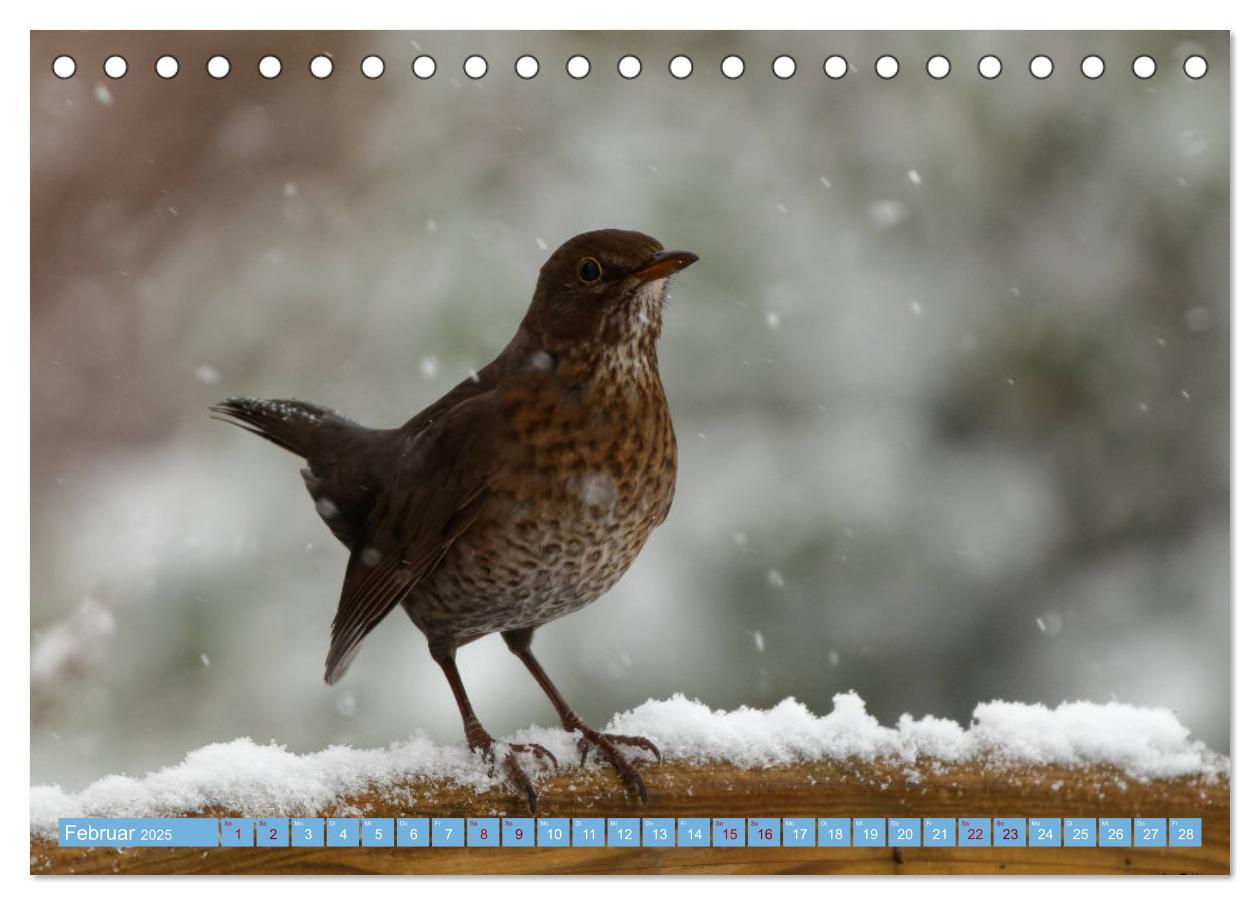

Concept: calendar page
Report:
left=28, top=28, right=1230, bottom=877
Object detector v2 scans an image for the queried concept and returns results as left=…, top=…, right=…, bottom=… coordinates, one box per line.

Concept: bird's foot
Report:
left=576, top=730, right=662, bottom=803
left=467, top=729, right=557, bottom=815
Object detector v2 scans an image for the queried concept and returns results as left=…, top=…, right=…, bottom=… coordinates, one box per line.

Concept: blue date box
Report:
left=362, top=818, right=394, bottom=847
left=397, top=818, right=429, bottom=847
left=1099, top=818, right=1131, bottom=847
left=467, top=818, right=499, bottom=847
left=572, top=818, right=605, bottom=847
left=853, top=817, right=886, bottom=847
left=678, top=817, right=710, bottom=847
left=888, top=817, right=920, bottom=846
left=431, top=818, right=464, bottom=847
left=1170, top=818, right=1202, bottom=847
left=291, top=818, right=324, bottom=847
left=256, top=818, right=288, bottom=847
left=1029, top=818, right=1061, bottom=847
left=924, top=818, right=954, bottom=847
left=783, top=817, right=815, bottom=847
left=819, top=818, right=851, bottom=846
left=643, top=817, right=675, bottom=847
left=959, top=818, right=990, bottom=847
left=748, top=817, right=780, bottom=847
left=220, top=818, right=253, bottom=847
left=713, top=817, right=745, bottom=847
left=608, top=818, right=640, bottom=847
left=994, top=817, right=1026, bottom=847
left=326, top=818, right=359, bottom=847
left=1064, top=818, right=1096, bottom=847
left=1134, top=817, right=1166, bottom=847
left=502, top=818, right=534, bottom=847
left=537, top=818, right=569, bottom=847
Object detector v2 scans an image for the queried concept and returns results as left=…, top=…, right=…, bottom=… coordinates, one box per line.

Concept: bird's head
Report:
left=523, top=229, right=697, bottom=352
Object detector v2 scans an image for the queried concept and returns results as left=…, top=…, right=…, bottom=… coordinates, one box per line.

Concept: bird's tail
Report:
left=209, top=397, right=359, bottom=460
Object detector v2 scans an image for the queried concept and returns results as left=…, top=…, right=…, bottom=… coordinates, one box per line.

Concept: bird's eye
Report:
left=577, top=257, right=602, bottom=283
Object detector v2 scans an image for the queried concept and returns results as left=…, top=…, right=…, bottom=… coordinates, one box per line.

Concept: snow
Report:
left=30, top=597, right=116, bottom=690
left=193, top=364, right=221, bottom=385
left=29, top=693, right=1225, bottom=837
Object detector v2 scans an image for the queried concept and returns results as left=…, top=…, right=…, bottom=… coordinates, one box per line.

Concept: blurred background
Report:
left=31, top=31, right=1229, bottom=788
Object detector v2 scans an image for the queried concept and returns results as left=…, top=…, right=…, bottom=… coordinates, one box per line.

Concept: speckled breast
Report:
left=405, top=369, right=677, bottom=647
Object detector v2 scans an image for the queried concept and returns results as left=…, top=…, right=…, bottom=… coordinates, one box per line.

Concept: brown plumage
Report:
left=211, top=229, right=697, bottom=811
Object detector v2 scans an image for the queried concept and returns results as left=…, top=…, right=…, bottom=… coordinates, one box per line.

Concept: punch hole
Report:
left=721, top=55, right=745, bottom=79
left=1081, top=55, right=1105, bottom=79
left=566, top=55, right=591, bottom=79
left=412, top=55, right=437, bottom=79
left=155, top=55, right=179, bottom=79
left=1029, top=55, right=1053, bottom=79
left=103, top=55, right=128, bottom=79
left=669, top=55, right=693, bottom=79
left=258, top=55, right=282, bottom=79
left=618, top=55, right=642, bottom=79
left=361, top=55, right=385, bottom=79
left=772, top=55, right=796, bottom=79
left=978, top=55, right=1002, bottom=79
left=52, top=55, right=77, bottom=79
left=464, top=55, right=488, bottom=79
left=1132, top=55, right=1156, bottom=79
left=925, top=55, right=950, bottom=79
left=874, top=55, right=899, bottom=79
left=207, top=55, right=231, bottom=79
left=1183, top=55, right=1208, bottom=79
left=823, top=55, right=847, bottom=79
left=515, top=55, right=539, bottom=79
left=309, top=55, right=334, bottom=79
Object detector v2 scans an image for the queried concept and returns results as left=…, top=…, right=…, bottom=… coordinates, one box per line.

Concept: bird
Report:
left=211, top=228, right=697, bottom=812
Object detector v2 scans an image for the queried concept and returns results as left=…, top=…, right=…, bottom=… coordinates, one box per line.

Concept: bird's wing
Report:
left=323, top=393, right=505, bottom=684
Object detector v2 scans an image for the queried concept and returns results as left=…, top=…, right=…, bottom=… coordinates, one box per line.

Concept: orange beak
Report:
left=632, top=249, right=699, bottom=284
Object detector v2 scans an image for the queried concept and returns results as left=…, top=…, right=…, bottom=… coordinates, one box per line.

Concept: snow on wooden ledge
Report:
left=31, top=693, right=1226, bottom=836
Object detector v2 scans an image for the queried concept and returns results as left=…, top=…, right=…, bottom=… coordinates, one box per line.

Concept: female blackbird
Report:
left=212, top=229, right=697, bottom=812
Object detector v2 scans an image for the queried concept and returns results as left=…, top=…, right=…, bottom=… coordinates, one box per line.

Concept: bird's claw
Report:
left=509, top=741, right=560, bottom=771
left=576, top=731, right=661, bottom=803
left=468, top=736, right=553, bottom=814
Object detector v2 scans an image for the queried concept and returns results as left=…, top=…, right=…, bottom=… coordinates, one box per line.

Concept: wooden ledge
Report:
left=30, top=758, right=1229, bottom=875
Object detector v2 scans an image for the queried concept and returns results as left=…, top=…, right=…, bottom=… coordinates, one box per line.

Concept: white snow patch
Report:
left=31, top=597, right=117, bottom=690
left=29, top=694, right=1225, bottom=837
left=868, top=200, right=908, bottom=230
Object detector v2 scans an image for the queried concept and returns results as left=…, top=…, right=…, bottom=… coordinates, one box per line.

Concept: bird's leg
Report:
left=502, top=628, right=661, bottom=803
left=430, top=643, right=555, bottom=815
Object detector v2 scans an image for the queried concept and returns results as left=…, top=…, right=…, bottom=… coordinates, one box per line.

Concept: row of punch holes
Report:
left=52, top=52, right=1210, bottom=82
